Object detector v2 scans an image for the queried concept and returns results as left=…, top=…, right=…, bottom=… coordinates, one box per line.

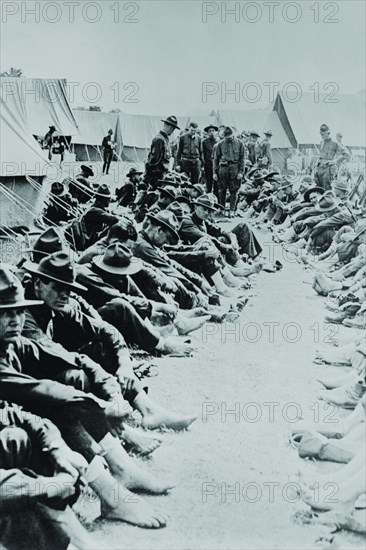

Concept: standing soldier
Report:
left=202, top=124, right=218, bottom=195
left=176, top=122, right=203, bottom=184
left=247, top=131, right=260, bottom=166
left=102, top=129, right=116, bottom=175
left=259, top=130, right=273, bottom=170
left=314, top=124, right=351, bottom=191
left=145, top=116, right=180, bottom=189
left=213, top=126, right=245, bottom=218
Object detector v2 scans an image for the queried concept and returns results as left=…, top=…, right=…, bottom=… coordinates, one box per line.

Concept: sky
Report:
left=1, top=0, right=365, bottom=115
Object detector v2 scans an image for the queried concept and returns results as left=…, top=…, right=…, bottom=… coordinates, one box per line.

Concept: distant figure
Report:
left=176, top=122, right=203, bottom=184
left=259, top=131, right=273, bottom=170
left=102, top=129, right=116, bottom=175
left=43, top=125, right=57, bottom=160
left=202, top=124, right=218, bottom=195
left=314, top=124, right=350, bottom=190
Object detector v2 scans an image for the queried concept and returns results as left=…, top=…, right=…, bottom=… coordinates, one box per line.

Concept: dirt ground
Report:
left=83, top=218, right=365, bottom=550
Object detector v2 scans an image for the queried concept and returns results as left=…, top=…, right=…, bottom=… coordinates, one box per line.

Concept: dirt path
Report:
left=90, top=226, right=364, bottom=549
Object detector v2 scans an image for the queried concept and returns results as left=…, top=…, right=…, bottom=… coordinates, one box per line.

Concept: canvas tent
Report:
left=0, top=77, right=77, bottom=229
left=216, top=109, right=293, bottom=173
left=71, top=110, right=119, bottom=161
left=117, top=113, right=188, bottom=163
left=273, top=92, right=366, bottom=150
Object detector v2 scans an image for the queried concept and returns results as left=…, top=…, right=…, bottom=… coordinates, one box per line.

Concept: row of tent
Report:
left=1, top=77, right=365, bottom=180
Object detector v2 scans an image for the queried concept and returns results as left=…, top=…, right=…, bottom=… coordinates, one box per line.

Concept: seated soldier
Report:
left=0, top=265, right=169, bottom=528
left=0, top=400, right=98, bottom=550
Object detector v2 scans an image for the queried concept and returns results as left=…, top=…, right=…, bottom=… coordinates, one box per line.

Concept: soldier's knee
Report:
left=0, top=427, right=31, bottom=467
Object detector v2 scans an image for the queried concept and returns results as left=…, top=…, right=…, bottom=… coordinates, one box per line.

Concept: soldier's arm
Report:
left=176, top=135, right=184, bottom=165
left=148, top=136, right=165, bottom=167
left=336, top=142, right=351, bottom=165
left=238, top=141, right=245, bottom=175
left=213, top=143, right=221, bottom=174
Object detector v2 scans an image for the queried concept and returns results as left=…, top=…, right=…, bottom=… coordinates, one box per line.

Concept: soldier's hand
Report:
left=213, top=174, right=218, bottom=182
left=45, top=473, right=77, bottom=500
left=176, top=165, right=181, bottom=172
left=50, top=447, right=88, bottom=477
left=237, top=173, right=243, bottom=181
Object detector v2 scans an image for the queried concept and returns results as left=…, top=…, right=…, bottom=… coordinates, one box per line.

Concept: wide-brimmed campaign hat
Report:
left=277, top=178, right=294, bottom=191
left=247, top=168, right=263, bottom=180
left=192, top=183, right=206, bottom=196
left=27, top=227, right=64, bottom=260
left=332, top=180, right=349, bottom=192
left=93, top=184, right=114, bottom=199
left=320, top=124, right=330, bottom=133
left=161, top=116, right=180, bottom=130
left=0, top=266, right=43, bottom=309
left=157, top=175, right=178, bottom=187
left=250, top=131, right=260, bottom=138
left=126, top=167, right=143, bottom=178
left=158, top=185, right=178, bottom=200
left=315, top=192, right=339, bottom=212
left=146, top=211, right=180, bottom=244
left=193, top=193, right=218, bottom=211
left=50, top=181, right=65, bottom=196
left=223, top=126, right=234, bottom=137
left=303, top=186, right=325, bottom=203
left=93, top=243, right=143, bottom=275
left=263, top=171, right=280, bottom=181
left=175, top=193, right=191, bottom=205
left=204, top=124, right=218, bottom=133
left=25, top=252, right=87, bottom=292
left=80, top=165, right=94, bottom=177
left=264, top=130, right=273, bottom=137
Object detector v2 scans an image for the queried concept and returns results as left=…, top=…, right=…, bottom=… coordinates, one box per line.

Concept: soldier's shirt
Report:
left=318, top=138, right=350, bottom=164
left=202, top=136, right=216, bottom=164
left=214, top=138, right=245, bottom=174
left=177, top=134, right=202, bottom=163
left=147, top=131, right=171, bottom=170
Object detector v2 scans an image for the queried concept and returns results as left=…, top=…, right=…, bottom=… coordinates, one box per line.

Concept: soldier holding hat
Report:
left=314, top=124, right=350, bottom=191
left=145, top=116, right=180, bottom=189
left=213, top=126, right=245, bottom=217
left=202, top=124, right=218, bottom=195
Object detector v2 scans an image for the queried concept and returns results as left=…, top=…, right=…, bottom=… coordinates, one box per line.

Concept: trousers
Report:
left=181, top=159, right=201, bottom=184
left=218, top=165, right=241, bottom=211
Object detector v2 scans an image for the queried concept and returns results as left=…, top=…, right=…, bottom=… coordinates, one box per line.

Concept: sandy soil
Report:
left=83, top=221, right=365, bottom=550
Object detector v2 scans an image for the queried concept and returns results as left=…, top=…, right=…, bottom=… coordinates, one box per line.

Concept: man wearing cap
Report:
left=176, top=122, right=203, bottom=185
left=213, top=127, right=245, bottom=217
left=148, top=185, right=178, bottom=215
left=102, top=129, right=116, bottom=175
left=202, top=124, right=218, bottom=195
left=116, top=167, right=143, bottom=207
left=259, top=131, right=273, bottom=170
left=314, top=124, right=350, bottom=191
left=146, top=116, right=180, bottom=189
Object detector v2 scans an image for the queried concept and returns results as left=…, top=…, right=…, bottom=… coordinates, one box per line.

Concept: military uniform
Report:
left=214, top=137, right=245, bottom=211
left=315, top=136, right=350, bottom=191
left=259, top=137, right=273, bottom=169
left=177, top=133, right=203, bottom=184
left=145, top=131, right=171, bottom=188
left=202, top=136, right=217, bottom=194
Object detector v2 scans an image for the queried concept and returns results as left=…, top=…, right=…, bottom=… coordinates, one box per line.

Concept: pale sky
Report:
left=1, top=0, right=365, bottom=115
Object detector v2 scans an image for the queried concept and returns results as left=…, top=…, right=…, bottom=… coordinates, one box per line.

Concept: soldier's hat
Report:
left=157, top=185, right=179, bottom=201
left=80, top=165, right=94, bottom=177
left=126, top=167, right=143, bottom=178
left=157, top=175, right=178, bottom=187
left=204, top=124, right=218, bottom=133
left=277, top=177, right=294, bottom=191
left=27, top=227, right=64, bottom=262
left=250, top=131, right=260, bottom=138
left=166, top=201, right=185, bottom=221
left=93, top=243, right=143, bottom=276
left=264, top=130, right=273, bottom=137
left=193, top=193, right=218, bottom=212
left=25, top=252, right=87, bottom=292
left=50, top=181, right=65, bottom=196
left=192, top=183, right=206, bottom=196
left=315, top=192, right=339, bottom=212
left=146, top=211, right=180, bottom=244
left=93, top=184, right=114, bottom=199
left=320, top=124, right=330, bottom=133
left=161, top=116, right=180, bottom=130
left=303, top=186, right=325, bottom=203
left=0, top=266, right=43, bottom=309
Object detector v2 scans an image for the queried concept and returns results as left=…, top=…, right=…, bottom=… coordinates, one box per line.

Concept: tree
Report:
left=0, top=67, right=24, bottom=77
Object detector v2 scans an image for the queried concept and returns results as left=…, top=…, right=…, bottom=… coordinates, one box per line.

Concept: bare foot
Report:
left=319, top=382, right=365, bottom=409
left=141, top=407, right=197, bottom=431
left=122, top=424, right=163, bottom=455
left=175, top=315, right=211, bottom=335
left=105, top=449, right=175, bottom=495
left=159, top=337, right=195, bottom=357
left=102, top=491, right=168, bottom=528
left=317, top=371, right=357, bottom=390
left=314, top=346, right=353, bottom=366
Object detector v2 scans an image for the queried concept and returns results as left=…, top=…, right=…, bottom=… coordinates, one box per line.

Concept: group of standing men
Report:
left=145, top=116, right=274, bottom=218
